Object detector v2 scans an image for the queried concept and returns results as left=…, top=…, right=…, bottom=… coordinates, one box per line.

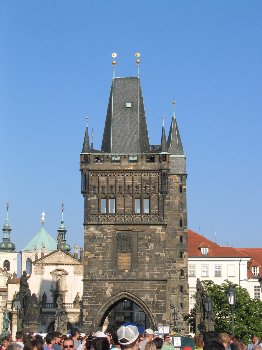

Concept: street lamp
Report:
left=12, top=293, right=22, bottom=331
left=227, top=286, right=236, bottom=336
left=204, top=295, right=212, bottom=331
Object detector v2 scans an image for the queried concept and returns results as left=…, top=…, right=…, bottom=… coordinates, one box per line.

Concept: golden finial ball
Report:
left=112, top=60, right=117, bottom=65
left=136, top=59, right=140, bottom=64
left=135, top=52, right=141, bottom=57
left=112, top=53, right=117, bottom=58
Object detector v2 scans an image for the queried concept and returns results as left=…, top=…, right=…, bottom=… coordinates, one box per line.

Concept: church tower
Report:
left=80, top=70, right=188, bottom=333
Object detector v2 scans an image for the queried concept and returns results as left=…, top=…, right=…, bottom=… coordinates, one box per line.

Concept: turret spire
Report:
left=82, top=114, right=91, bottom=153
left=161, top=115, right=167, bottom=153
left=57, top=204, right=70, bottom=253
left=167, top=100, right=184, bottom=155
left=0, top=203, right=15, bottom=251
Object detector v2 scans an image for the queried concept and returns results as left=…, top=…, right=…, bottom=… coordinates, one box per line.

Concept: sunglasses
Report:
left=63, top=346, right=74, bottom=349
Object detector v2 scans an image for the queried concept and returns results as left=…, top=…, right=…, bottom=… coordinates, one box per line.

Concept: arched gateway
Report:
left=81, top=74, right=189, bottom=334
left=93, top=292, right=156, bottom=332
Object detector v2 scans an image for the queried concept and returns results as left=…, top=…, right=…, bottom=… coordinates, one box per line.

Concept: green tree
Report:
left=187, top=281, right=262, bottom=343
left=202, top=280, right=262, bottom=343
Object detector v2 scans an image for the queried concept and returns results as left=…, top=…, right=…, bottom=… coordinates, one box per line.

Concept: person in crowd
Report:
left=203, top=332, right=220, bottom=349
left=53, top=332, right=62, bottom=350
left=161, top=335, right=174, bottom=350
left=0, top=337, right=10, bottom=350
left=145, top=341, right=156, bottom=350
left=71, top=330, right=81, bottom=350
left=117, top=325, right=139, bottom=350
left=44, top=334, right=55, bottom=350
left=110, top=334, right=120, bottom=350
left=247, top=336, right=262, bottom=350
left=204, top=342, right=225, bottom=350
left=6, top=344, right=23, bottom=350
left=153, top=338, right=163, bottom=350
left=194, top=335, right=203, bottom=350
left=219, top=333, right=230, bottom=350
left=14, top=332, right=24, bottom=349
left=62, top=339, right=74, bottom=350
left=92, top=337, right=110, bottom=350
left=139, top=330, right=154, bottom=350
left=24, top=340, right=43, bottom=350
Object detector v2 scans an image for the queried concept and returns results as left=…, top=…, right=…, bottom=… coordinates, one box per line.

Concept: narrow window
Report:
left=180, top=286, right=183, bottom=293
left=101, top=199, right=107, bottom=213
left=180, top=252, right=183, bottom=259
left=254, top=286, right=261, bottom=299
left=180, top=269, right=185, bottom=277
left=109, top=198, right=115, bottom=213
left=179, top=219, right=183, bottom=227
left=180, top=235, right=183, bottom=243
left=201, top=264, right=209, bottom=277
left=3, top=260, right=10, bottom=271
left=26, top=258, right=32, bottom=274
left=179, top=185, right=183, bottom=193
left=214, top=265, right=222, bottom=277
left=146, top=155, right=155, bottom=163
left=135, top=199, right=141, bottom=214
left=143, top=198, right=150, bottom=213
left=188, top=264, right=196, bottom=277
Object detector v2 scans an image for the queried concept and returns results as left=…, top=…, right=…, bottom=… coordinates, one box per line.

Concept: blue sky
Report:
left=1, top=1, right=261, bottom=251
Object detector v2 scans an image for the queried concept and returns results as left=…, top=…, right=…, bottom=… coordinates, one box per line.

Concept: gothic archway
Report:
left=93, top=291, right=156, bottom=332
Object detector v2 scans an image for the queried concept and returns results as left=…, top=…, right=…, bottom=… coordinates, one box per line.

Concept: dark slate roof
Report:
left=167, top=115, right=184, bottom=155
left=101, top=77, right=150, bottom=154
left=161, top=126, right=167, bottom=152
left=82, top=127, right=91, bottom=153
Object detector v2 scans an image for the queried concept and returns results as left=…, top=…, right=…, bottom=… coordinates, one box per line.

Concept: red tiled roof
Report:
left=188, top=229, right=250, bottom=258
left=235, top=248, right=262, bottom=278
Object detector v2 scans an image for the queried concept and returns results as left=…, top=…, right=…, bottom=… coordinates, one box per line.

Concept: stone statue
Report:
left=20, top=271, right=30, bottom=297
left=41, top=292, right=47, bottom=308
left=73, top=292, right=80, bottom=309
left=2, top=309, right=10, bottom=336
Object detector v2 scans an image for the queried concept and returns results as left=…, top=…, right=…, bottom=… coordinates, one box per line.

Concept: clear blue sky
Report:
left=1, top=1, right=261, bottom=251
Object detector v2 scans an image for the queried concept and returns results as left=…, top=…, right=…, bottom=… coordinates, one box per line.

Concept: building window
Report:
left=26, top=258, right=32, bottom=274
left=180, top=235, right=183, bottom=243
left=143, top=198, right=150, bottom=213
left=128, top=155, right=138, bottom=163
left=116, top=232, right=132, bottom=271
left=3, top=260, right=10, bottom=271
left=146, top=155, right=155, bottom=163
left=94, top=155, right=104, bottom=163
left=201, top=264, right=209, bottom=277
left=252, top=266, right=259, bottom=276
left=179, top=219, right=183, bottom=227
left=201, top=247, right=209, bottom=255
left=180, top=252, right=183, bottom=259
left=179, top=185, right=183, bottom=194
left=188, top=264, right=196, bottom=277
left=254, top=286, right=261, bottom=299
left=180, top=286, right=183, bottom=293
left=135, top=199, right=141, bottom=214
left=101, top=199, right=107, bottom=213
left=227, top=264, right=236, bottom=277
left=109, top=198, right=115, bottom=213
left=214, top=265, right=222, bottom=277
left=111, top=155, right=121, bottom=163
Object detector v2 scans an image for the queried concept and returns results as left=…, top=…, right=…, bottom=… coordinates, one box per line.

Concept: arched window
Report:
left=26, top=258, right=32, bottom=274
left=3, top=260, right=10, bottom=271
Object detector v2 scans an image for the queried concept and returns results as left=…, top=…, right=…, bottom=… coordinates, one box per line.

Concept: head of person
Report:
left=144, top=341, right=156, bottom=350
left=251, top=336, right=259, bottom=345
left=1, top=337, right=9, bottom=349
left=163, top=335, right=171, bottom=344
left=53, top=332, right=62, bottom=345
left=153, top=338, right=163, bottom=350
left=117, top=325, right=140, bottom=350
left=204, top=341, right=225, bottom=350
left=194, top=335, right=204, bottom=348
left=144, top=330, right=154, bottom=342
left=6, top=344, right=23, bottom=350
left=219, top=333, right=230, bottom=348
left=15, top=332, right=24, bottom=342
left=45, top=334, right=55, bottom=346
left=92, top=337, right=110, bottom=350
left=203, top=332, right=219, bottom=347
left=71, top=330, right=80, bottom=341
left=63, top=339, right=74, bottom=350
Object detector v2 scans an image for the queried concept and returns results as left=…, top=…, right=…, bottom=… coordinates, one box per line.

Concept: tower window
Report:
left=135, top=199, right=141, bottom=214
left=126, top=102, right=132, bottom=108
left=112, top=155, right=121, bottom=163
left=180, top=252, right=183, bottom=259
left=146, top=155, right=155, bottom=163
left=128, top=155, right=138, bottom=163
left=179, top=219, right=183, bottom=227
left=95, top=155, right=104, bottom=163
left=26, top=258, right=32, bottom=274
left=109, top=198, right=115, bottom=213
left=180, top=235, right=183, bottom=243
left=101, top=199, right=107, bottom=213
left=3, top=260, right=10, bottom=271
left=179, top=185, right=183, bottom=194
left=180, top=286, right=183, bottom=293
left=143, top=198, right=150, bottom=213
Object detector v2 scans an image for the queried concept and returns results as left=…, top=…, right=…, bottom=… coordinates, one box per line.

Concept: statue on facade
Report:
left=73, top=292, right=80, bottom=309
left=2, top=309, right=10, bottom=336
left=41, top=292, right=47, bottom=308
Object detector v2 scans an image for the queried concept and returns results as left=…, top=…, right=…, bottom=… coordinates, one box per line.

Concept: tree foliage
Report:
left=201, top=281, right=262, bottom=343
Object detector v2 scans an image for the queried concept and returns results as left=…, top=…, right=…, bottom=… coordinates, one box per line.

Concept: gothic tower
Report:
left=80, top=75, right=188, bottom=333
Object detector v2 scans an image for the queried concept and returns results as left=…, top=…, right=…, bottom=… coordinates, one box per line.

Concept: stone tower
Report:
left=80, top=76, right=188, bottom=334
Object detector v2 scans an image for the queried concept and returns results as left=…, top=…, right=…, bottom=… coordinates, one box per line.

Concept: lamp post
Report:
left=12, top=293, right=22, bottom=331
left=227, top=286, right=236, bottom=336
left=204, top=295, right=212, bottom=331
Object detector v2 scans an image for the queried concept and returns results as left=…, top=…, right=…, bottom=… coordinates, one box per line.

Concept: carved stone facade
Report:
left=81, top=76, right=189, bottom=333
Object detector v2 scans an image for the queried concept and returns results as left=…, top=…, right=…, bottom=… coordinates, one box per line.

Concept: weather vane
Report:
left=135, top=52, right=141, bottom=77
left=172, top=99, right=176, bottom=116
left=86, top=114, right=88, bottom=128
left=112, top=52, right=117, bottom=79
left=162, top=115, right=165, bottom=127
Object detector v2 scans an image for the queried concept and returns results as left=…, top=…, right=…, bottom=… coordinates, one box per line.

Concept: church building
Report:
left=80, top=67, right=189, bottom=334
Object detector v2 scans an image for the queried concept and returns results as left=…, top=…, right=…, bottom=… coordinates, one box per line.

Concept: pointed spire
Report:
left=57, top=204, right=70, bottom=253
left=0, top=203, right=15, bottom=251
left=161, top=116, right=168, bottom=153
left=167, top=100, right=184, bottom=155
left=82, top=114, right=91, bottom=153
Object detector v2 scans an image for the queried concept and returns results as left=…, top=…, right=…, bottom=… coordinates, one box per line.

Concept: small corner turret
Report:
left=0, top=203, right=15, bottom=252
left=57, top=204, right=71, bottom=253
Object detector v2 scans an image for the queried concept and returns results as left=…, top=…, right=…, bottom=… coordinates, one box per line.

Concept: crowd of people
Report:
left=0, top=327, right=261, bottom=350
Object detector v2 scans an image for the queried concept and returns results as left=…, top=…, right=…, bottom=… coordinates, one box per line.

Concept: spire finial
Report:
left=172, top=99, right=176, bottom=117
left=135, top=52, right=141, bottom=78
left=162, top=115, right=165, bottom=127
left=61, top=203, right=64, bottom=223
left=6, top=202, right=9, bottom=223
left=91, top=128, right=94, bottom=149
left=86, top=114, right=88, bottom=128
left=41, top=211, right=45, bottom=225
left=112, top=53, right=117, bottom=79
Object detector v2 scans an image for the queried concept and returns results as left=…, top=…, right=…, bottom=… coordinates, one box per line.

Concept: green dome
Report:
left=0, top=241, right=15, bottom=251
left=23, top=225, right=57, bottom=251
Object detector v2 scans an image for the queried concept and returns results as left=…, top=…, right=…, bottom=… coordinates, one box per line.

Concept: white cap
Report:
left=145, top=329, right=154, bottom=335
left=117, top=325, right=139, bottom=345
left=94, top=331, right=107, bottom=338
